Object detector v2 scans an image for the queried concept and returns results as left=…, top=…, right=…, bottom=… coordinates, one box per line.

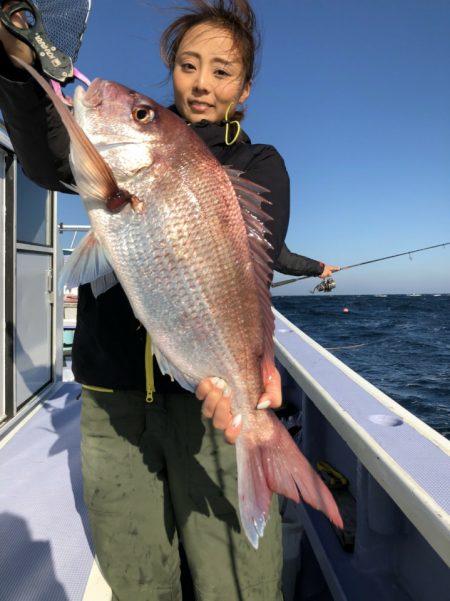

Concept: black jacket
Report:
left=0, top=64, right=292, bottom=391
left=274, top=243, right=324, bottom=277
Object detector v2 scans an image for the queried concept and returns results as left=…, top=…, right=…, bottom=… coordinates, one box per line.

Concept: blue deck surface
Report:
left=0, top=383, right=94, bottom=601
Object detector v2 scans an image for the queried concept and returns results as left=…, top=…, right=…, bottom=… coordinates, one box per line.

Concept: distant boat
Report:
left=407, top=293, right=422, bottom=297
left=374, top=294, right=387, bottom=297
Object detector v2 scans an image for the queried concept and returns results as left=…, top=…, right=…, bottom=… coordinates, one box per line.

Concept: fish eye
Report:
left=132, top=106, right=154, bottom=124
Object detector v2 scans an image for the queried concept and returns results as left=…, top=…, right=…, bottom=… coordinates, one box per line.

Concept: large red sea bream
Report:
left=19, top=59, right=343, bottom=548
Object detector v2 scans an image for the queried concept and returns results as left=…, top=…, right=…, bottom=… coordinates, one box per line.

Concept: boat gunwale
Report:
left=273, top=308, right=450, bottom=569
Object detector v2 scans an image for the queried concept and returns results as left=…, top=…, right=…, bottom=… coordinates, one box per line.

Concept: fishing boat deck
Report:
left=1, top=311, right=449, bottom=601
left=0, top=381, right=110, bottom=601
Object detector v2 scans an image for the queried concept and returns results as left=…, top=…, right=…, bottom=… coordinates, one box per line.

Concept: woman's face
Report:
left=172, top=22, right=251, bottom=124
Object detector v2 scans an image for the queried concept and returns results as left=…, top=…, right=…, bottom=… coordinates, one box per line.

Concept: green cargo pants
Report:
left=80, top=387, right=283, bottom=601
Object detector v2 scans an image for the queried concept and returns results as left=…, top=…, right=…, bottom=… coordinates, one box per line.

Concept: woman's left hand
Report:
left=195, top=367, right=282, bottom=444
left=320, top=264, right=340, bottom=278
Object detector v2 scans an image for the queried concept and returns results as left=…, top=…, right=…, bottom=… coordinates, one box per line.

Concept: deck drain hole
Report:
left=369, top=414, right=403, bottom=427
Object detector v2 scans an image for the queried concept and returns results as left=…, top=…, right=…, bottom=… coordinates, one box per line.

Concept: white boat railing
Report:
left=273, top=307, right=450, bottom=600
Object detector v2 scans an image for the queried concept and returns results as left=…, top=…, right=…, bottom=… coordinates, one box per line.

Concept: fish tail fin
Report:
left=236, top=411, right=343, bottom=549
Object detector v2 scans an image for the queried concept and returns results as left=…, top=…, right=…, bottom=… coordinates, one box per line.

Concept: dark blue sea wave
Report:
left=273, top=294, right=450, bottom=439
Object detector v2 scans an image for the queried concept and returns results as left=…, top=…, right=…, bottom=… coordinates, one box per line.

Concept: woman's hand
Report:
left=0, top=2, right=34, bottom=66
left=196, top=367, right=282, bottom=444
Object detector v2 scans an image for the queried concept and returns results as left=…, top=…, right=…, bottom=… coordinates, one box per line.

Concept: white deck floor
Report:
left=0, top=382, right=111, bottom=601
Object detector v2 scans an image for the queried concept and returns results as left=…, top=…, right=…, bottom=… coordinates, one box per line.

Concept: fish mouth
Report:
left=72, top=82, right=103, bottom=131
left=79, top=78, right=104, bottom=108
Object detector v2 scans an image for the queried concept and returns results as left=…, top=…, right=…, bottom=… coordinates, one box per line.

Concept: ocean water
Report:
left=272, top=294, right=450, bottom=440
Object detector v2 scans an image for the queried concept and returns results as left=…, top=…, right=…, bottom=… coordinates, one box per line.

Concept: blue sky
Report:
left=57, top=0, right=450, bottom=295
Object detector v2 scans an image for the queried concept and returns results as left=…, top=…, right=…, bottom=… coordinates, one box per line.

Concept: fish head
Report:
left=12, top=58, right=204, bottom=214
left=72, top=79, right=175, bottom=185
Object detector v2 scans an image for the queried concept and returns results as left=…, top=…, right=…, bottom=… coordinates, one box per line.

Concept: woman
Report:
left=0, top=1, right=288, bottom=599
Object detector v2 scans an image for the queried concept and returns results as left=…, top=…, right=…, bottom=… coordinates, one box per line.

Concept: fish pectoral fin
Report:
left=152, top=343, right=197, bottom=393
left=90, top=272, right=119, bottom=298
left=59, top=230, right=115, bottom=294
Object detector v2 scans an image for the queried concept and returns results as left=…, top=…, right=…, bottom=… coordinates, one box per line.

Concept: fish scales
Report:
left=95, top=157, right=265, bottom=398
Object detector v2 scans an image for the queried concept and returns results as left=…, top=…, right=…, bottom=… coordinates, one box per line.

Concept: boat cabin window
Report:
left=16, top=169, right=51, bottom=246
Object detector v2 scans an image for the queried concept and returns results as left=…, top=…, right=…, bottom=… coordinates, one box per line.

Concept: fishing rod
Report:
left=271, top=242, right=450, bottom=291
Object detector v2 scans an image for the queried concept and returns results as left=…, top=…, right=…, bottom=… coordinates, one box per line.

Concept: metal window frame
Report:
left=0, top=125, right=62, bottom=436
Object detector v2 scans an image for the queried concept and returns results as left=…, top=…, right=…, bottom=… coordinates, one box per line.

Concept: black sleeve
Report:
left=241, top=145, right=290, bottom=264
left=0, top=44, right=74, bottom=191
left=273, top=242, right=324, bottom=277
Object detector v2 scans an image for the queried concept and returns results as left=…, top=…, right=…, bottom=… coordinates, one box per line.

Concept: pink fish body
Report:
left=20, top=63, right=343, bottom=548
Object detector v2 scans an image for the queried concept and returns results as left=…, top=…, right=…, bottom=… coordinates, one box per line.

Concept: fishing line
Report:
left=272, top=241, right=450, bottom=290
left=325, top=343, right=369, bottom=350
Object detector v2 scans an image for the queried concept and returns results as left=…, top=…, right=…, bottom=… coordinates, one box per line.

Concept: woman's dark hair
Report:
left=160, top=0, right=260, bottom=87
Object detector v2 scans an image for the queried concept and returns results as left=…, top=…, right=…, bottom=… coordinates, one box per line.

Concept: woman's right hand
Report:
left=196, top=367, right=283, bottom=445
left=196, top=377, right=242, bottom=444
left=0, top=1, right=34, bottom=66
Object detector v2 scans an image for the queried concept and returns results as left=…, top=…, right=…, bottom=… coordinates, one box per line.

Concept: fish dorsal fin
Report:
left=60, top=231, right=115, bottom=297
left=225, top=167, right=275, bottom=369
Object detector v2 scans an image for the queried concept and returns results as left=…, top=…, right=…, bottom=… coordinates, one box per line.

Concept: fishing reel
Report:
left=311, top=278, right=336, bottom=294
